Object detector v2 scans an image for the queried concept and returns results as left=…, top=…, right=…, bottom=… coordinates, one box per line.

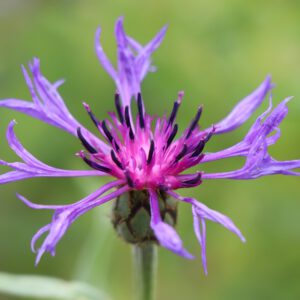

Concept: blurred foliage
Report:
left=0, top=0, right=300, bottom=299
left=0, top=272, right=109, bottom=300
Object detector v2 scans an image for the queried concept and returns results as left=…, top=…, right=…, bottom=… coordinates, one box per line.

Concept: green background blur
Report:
left=1, top=0, right=300, bottom=299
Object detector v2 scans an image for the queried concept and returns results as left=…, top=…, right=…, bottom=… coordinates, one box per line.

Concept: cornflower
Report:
left=1, top=17, right=299, bottom=275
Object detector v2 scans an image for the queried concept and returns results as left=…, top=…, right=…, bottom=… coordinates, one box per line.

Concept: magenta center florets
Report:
left=78, top=93, right=212, bottom=190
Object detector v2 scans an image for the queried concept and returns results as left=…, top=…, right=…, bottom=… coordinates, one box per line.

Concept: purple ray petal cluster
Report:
left=0, top=17, right=299, bottom=274
left=17, top=180, right=127, bottom=265
left=0, top=121, right=103, bottom=184
left=96, top=16, right=167, bottom=107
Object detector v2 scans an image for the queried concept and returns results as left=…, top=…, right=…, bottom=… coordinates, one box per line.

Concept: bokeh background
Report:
left=1, top=0, right=300, bottom=299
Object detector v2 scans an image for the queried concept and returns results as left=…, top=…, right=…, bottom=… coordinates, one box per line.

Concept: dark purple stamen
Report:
left=87, top=109, right=100, bottom=128
left=182, top=173, right=202, bottom=185
left=111, top=150, right=123, bottom=169
left=186, top=106, right=203, bottom=138
left=129, top=128, right=134, bottom=140
left=124, top=106, right=131, bottom=127
left=175, top=144, right=188, bottom=162
left=147, top=140, right=155, bottom=164
left=137, top=93, right=145, bottom=128
left=125, top=171, right=134, bottom=187
left=113, top=140, right=120, bottom=152
left=167, top=101, right=180, bottom=128
left=204, top=130, right=214, bottom=143
left=102, top=121, right=113, bottom=143
left=115, top=93, right=124, bottom=124
left=191, top=140, right=205, bottom=157
left=77, top=127, right=98, bottom=154
left=166, top=124, right=178, bottom=148
left=125, top=106, right=135, bottom=140
left=82, top=156, right=110, bottom=172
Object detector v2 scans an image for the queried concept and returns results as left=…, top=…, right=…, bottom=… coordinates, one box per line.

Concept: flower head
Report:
left=1, top=17, right=299, bottom=274
left=78, top=91, right=210, bottom=191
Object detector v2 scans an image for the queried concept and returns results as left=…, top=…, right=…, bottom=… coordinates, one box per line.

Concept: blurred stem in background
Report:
left=73, top=180, right=113, bottom=287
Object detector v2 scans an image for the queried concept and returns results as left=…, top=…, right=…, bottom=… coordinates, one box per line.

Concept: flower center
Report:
left=77, top=93, right=214, bottom=190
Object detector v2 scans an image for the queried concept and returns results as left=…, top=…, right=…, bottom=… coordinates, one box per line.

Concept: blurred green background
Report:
left=1, top=0, right=300, bottom=299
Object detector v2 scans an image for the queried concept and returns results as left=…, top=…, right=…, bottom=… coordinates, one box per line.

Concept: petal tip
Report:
left=16, top=193, right=33, bottom=208
left=161, top=24, right=169, bottom=35
left=115, top=16, right=125, bottom=32
left=184, top=251, right=195, bottom=260
left=95, top=27, right=102, bottom=41
left=35, top=251, right=43, bottom=266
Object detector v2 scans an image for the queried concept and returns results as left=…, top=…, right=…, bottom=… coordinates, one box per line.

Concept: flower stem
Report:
left=132, top=243, right=157, bottom=300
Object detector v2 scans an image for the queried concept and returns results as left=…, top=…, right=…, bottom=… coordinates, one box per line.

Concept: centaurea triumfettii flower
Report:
left=1, top=17, right=299, bottom=274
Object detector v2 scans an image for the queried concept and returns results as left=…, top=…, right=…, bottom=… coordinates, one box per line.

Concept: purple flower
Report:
left=1, top=17, right=299, bottom=274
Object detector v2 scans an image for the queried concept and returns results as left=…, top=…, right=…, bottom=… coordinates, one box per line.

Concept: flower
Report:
left=1, top=17, right=299, bottom=274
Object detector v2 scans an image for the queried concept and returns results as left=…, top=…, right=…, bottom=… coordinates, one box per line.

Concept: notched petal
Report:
left=203, top=97, right=300, bottom=180
left=95, top=17, right=167, bottom=107
left=211, top=75, right=273, bottom=134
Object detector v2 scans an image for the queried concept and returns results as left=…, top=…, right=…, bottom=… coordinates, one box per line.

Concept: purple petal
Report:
left=17, top=194, right=66, bottom=210
left=169, top=191, right=246, bottom=241
left=0, top=121, right=104, bottom=184
left=6, top=119, right=54, bottom=166
left=151, top=222, right=194, bottom=259
left=0, top=59, right=110, bottom=153
left=128, top=25, right=168, bottom=80
left=17, top=179, right=124, bottom=210
left=115, top=17, right=139, bottom=106
left=95, top=27, right=117, bottom=80
left=202, top=98, right=300, bottom=180
left=168, top=191, right=245, bottom=273
left=0, top=99, right=42, bottom=118
left=192, top=208, right=207, bottom=275
left=208, top=76, right=272, bottom=134
left=28, top=184, right=129, bottom=265
left=95, top=17, right=167, bottom=108
left=201, top=97, right=280, bottom=163
left=193, top=202, right=246, bottom=242
left=31, top=225, right=51, bottom=253
left=149, top=189, right=194, bottom=259
left=1, top=59, right=77, bottom=134
left=29, top=59, right=72, bottom=118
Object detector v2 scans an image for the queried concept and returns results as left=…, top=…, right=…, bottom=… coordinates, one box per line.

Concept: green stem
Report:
left=132, top=243, right=157, bottom=300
